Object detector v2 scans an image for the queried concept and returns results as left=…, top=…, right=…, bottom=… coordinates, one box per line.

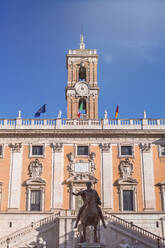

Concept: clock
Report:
left=75, top=82, right=89, bottom=96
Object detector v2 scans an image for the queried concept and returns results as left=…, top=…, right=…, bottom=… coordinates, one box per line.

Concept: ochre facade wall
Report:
left=20, top=145, right=52, bottom=211
left=112, top=145, right=143, bottom=212
left=153, top=145, right=165, bottom=211
left=0, top=146, right=11, bottom=211
left=0, top=143, right=164, bottom=212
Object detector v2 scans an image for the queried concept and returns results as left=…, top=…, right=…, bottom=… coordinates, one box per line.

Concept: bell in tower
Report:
left=65, top=35, right=99, bottom=120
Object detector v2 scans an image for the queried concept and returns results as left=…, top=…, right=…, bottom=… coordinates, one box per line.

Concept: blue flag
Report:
left=34, top=104, right=46, bottom=117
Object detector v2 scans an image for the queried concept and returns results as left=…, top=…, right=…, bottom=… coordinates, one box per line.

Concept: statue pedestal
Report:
left=76, top=243, right=105, bottom=248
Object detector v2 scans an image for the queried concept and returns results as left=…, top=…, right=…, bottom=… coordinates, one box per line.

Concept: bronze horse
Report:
left=80, top=191, right=100, bottom=242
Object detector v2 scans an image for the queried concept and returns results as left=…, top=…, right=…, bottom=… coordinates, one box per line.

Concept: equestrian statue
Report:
left=72, top=182, right=106, bottom=242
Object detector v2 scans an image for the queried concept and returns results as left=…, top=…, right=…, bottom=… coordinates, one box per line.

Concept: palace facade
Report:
left=0, top=36, right=165, bottom=246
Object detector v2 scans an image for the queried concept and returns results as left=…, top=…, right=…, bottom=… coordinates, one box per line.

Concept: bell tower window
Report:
left=79, top=64, right=86, bottom=81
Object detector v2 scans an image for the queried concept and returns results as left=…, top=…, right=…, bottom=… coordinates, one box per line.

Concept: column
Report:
left=139, top=143, right=156, bottom=211
left=8, top=143, right=22, bottom=210
left=51, top=143, right=64, bottom=210
left=99, top=143, right=113, bottom=210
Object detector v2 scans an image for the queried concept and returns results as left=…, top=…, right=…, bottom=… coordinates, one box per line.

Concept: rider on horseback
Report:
left=72, top=181, right=107, bottom=229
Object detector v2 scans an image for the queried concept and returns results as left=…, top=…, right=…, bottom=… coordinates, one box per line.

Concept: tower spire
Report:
left=80, top=27, right=85, bottom=49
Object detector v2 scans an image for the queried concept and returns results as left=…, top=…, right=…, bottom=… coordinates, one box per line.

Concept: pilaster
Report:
left=8, top=143, right=22, bottom=210
left=139, top=143, right=156, bottom=211
left=50, top=143, right=64, bottom=210
left=99, top=143, right=113, bottom=210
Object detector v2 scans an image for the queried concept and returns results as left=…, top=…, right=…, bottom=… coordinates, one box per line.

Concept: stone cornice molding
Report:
left=139, top=143, right=151, bottom=152
left=99, top=143, right=111, bottom=152
left=9, top=143, right=22, bottom=152
left=1, top=129, right=165, bottom=138
left=50, top=143, right=63, bottom=152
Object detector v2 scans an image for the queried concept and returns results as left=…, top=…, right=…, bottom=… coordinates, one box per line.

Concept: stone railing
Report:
left=105, top=212, right=165, bottom=248
left=0, top=212, right=59, bottom=248
left=0, top=118, right=165, bottom=130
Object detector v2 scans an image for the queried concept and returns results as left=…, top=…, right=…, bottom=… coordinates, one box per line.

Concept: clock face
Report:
left=75, top=82, right=89, bottom=96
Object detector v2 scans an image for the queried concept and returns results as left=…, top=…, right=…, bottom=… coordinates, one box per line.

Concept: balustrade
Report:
left=0, top=118, right=165, bottom=130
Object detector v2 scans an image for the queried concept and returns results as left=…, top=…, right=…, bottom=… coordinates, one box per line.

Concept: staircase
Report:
left=0, top=211, right=165, bottom=248
left=104, top=212, right=165, bottom=248
left=0, top=212, right=59, bottom=248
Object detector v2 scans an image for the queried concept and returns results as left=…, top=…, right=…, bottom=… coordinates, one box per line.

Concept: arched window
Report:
left=78, top=99, right=86, bottom=119
left=79, top=64, right=86, bottom=81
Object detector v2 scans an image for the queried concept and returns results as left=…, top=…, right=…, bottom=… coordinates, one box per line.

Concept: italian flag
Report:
left=78, top=102, right=83, bottom=118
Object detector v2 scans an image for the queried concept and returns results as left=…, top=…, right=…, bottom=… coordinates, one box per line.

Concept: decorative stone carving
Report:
left=66, top=89, right=76, bottom=97
left=89, top=90, right=98, bottom=96
left=28, top=159, right=43, bottom=179
left=67, top=152, right=74, bottom=163
left=89, top=152, right=96, bottom=161
left=99, top=143, right=111, bottom=152
left=50, top=143, right=63, bottom=152
left=9, top=143, right=22, bottom=152
left=139, top=143, right=151, bottom=152
left=26, top=237, right=46, bottom=248
left=118, top=238, right=132, bottom=248
left=67, top=172, right=97, bottom=183
left=67, top=152, right=74, bottom=176
left=66, top=152, right=96, bottom=186
left=36, top=237, right=46, bottom=248
left=88, top=152, right=96, bottom=172
left=119, top=159, right=133, bottom=178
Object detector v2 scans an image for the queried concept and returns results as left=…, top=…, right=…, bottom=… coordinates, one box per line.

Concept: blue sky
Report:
left=0, top=0, right=165, bottom=119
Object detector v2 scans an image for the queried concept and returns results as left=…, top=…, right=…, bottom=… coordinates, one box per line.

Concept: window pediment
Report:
left=117, top=178, right=138, bottom=185
left=25, top=178, right=46, bottom=186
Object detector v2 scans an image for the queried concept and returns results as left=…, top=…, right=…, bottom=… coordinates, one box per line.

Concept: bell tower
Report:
left=66, top=35, right=99, bottom=119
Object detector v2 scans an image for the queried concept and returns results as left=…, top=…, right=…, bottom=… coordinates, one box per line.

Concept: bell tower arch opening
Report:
left=79, top=63, right=86, bottom=81
left=66, top=35, right=99, bottom=120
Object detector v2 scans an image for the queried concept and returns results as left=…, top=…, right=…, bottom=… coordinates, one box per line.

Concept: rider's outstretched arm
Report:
left=72, top=192, right=79, bottom=196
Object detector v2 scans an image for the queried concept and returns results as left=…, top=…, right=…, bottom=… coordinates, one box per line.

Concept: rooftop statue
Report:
left=72, top=182, right=106, bottom=242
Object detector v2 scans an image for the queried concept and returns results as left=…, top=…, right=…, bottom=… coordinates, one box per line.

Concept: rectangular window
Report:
left=32, top=146, right=43, bottom=156
left=160, top=145, right=165, bottom=157
left=30, top=190, right=41, bottom=211
left=121, top=146, right=133, bottom=156
left=123, top=190, right=133, bottom=211
left=77, top=146, right=88, bottom=156
left=0, top=146, right=2, bottom=157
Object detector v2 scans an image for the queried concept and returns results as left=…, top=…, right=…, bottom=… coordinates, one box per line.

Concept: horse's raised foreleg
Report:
left=94, top=225, right=98, bottom=243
